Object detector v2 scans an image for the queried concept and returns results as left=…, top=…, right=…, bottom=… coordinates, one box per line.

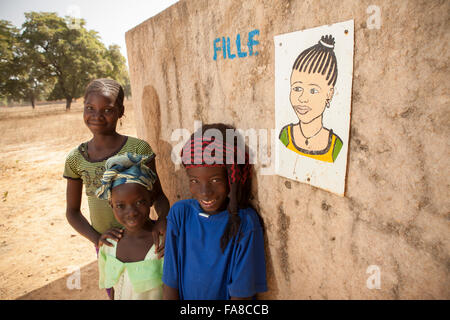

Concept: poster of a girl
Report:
left=279, top=35, right=343, bottom=163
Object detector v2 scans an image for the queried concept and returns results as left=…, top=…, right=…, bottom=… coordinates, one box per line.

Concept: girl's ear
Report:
left=327, top=87, right=334, bottom=100
left=118, top=105, right=125, bottom=118
left=147, top=190, right=156, bottom=204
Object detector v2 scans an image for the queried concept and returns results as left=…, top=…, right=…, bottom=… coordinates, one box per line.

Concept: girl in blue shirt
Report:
left=162, top=123, right=267, bottom=300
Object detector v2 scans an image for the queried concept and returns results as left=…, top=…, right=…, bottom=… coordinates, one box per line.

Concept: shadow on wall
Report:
left=17, top=261, right=107, bottom=300
left=141, top=85, right=190, bottom=206
left=250, top=174, right=279, bottom=299
left=140, top=86, right=279, bottom=299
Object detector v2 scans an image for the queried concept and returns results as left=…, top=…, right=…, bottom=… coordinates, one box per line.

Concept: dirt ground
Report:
left=0, top=100, right=137, bottom=300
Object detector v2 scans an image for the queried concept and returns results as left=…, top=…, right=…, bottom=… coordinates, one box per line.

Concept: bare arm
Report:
left=148, top=158, right=170, bottom=222
left=65, top=178, right=101, bottom=246
left=65, top=179, right=123, bottom=247
left=147, top=159, right=170, bottom=258
left=163, top=284, right=179, bottom=300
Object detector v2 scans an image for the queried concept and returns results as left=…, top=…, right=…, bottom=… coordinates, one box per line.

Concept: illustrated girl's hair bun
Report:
left=319, top=35, right=335, bottom=49
left=292, top=34, right=338, bottom=86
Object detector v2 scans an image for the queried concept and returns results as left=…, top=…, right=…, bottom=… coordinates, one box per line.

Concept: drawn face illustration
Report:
left=290, top=70, right=334, bottom=124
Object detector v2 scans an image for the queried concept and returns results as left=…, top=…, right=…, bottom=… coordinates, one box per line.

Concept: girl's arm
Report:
left=148, top=159, right=170, bottom=258
left=228, top=217, right=268, bottom=299
left=66, top=179, right=100, bottom=245
left=148, top=158, right=170, bottom=221
left=163, top=284, right=179, bottom=300
left=66, top=179, right=122, bottom=247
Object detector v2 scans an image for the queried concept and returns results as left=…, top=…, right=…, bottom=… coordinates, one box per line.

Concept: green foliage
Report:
left=105, top=44, right=131, bottom=98
left=0, top=20, right=53, bottom=107
left=0, top=20, right=16, bottom=66
left=0, top=20, right=16, bottom=100
left=0, top=12, right=130, bottom=109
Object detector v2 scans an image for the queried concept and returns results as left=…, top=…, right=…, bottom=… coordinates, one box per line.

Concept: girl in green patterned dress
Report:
left=63, top=79, right=169, bottom=298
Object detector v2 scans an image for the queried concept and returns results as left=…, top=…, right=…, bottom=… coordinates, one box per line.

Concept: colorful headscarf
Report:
left=95, top=153, right=157, bottom=201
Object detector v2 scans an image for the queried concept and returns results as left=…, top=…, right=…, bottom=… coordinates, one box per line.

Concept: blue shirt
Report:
left=162, top=199, right=267, bottom=300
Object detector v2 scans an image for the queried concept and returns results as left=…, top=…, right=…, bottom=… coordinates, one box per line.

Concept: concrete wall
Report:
left=125, top=0, right=449, bottom=299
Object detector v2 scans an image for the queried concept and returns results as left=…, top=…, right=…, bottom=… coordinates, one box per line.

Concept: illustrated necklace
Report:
left=299, top=124, right=322, bottom=146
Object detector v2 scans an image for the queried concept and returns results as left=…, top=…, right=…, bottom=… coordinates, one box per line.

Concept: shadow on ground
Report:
left=17, top=261, right=108, bottom=300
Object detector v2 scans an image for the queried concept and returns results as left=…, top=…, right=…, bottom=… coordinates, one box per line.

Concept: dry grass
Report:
left=0, top=99, right=136, bottom=150
left=0, top=99, right=137, bottom=300
left=0, top=102, right=84, bottom=120
left=1, top=103, right=86, bottom=149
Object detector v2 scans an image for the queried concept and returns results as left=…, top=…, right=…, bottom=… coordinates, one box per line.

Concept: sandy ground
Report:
left=0, top=100, right=137, bottom=300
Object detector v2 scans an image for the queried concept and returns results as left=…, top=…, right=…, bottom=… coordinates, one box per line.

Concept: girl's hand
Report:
left=97, top=227, right=124, bottom=247
left=153, top=217, right=166, bottom=259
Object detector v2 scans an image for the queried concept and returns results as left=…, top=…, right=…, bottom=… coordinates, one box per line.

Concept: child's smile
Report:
left=199, top=198, right=218, bottom=210
left=186, top=166, right=230, bottom=214
left=110, top=183, right=154, bottom=231
left=84, top=93, right=122, bottom=135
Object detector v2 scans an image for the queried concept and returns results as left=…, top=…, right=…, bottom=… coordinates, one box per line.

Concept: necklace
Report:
left=298, top=124, right=322, bottom=146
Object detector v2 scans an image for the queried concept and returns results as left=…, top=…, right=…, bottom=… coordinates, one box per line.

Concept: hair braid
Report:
left=84, top=78, right=125, bottom=116
left=292, top=34, right=338, bottom=86
left=181, top=123, right=252, bottom=254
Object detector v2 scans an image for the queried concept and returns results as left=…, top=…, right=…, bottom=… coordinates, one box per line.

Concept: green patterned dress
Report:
left=63, top=136, right=155, bottom=234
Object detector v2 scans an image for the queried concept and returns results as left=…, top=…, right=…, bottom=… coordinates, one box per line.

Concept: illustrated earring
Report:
left=326, top=100, right=330, bottom=108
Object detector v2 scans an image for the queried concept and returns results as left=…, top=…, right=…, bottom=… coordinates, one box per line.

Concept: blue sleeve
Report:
left=162, top=208, right=179, bottom=289
left=228, top=225, right=267, bottom=298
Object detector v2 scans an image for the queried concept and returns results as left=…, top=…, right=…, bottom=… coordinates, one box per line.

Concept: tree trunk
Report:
left=30, top=97, right=35, bottom=109
left=65, top=97, right=72, bottom=110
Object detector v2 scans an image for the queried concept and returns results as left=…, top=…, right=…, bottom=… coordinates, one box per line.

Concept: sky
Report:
left=0, top=0, right=179, bottom=65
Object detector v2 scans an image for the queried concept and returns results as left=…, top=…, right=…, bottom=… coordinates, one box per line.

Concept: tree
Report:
left=0, top=20, right=53, bottom=108
left=0, top=20, right=16, bottom=92
left=7, top=56, right=54, bottom=109
left=0, top=20, right=16, bottom=105
left=1, top=13, right=130, bottom=109
left=21, top=12, right=112, bottom=109
left=105, top=44, right=131, bottom=98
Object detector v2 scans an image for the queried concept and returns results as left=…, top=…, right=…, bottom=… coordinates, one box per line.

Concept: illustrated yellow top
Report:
left=279, top=124, right=343, bottom=163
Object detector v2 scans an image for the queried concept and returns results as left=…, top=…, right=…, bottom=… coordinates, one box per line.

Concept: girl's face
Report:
left=110, top=183, right=154, bottom=231
left=187, top=166, right=230, bottom=215
left=290, top=70, right=334, bottom=124
left=83, top=93, right=122, bottom=135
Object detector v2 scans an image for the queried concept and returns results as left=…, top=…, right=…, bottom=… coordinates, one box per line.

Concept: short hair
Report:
left=84, top=78, right=125, bottom=114
left=292, top=35, right=338, bottom=87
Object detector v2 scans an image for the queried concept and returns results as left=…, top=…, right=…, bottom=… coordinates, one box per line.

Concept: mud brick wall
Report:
left=125, top=0, right=449, bottom=299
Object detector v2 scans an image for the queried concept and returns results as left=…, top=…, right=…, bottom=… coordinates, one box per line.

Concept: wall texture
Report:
left=125, top=0, right=449, bottom=299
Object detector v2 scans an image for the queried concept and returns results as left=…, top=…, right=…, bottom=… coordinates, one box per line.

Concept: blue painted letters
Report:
left=213, top=29, right=260, bottom=60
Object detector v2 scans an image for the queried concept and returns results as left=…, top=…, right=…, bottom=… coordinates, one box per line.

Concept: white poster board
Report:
left=274, top=20, right=354, bottom=196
